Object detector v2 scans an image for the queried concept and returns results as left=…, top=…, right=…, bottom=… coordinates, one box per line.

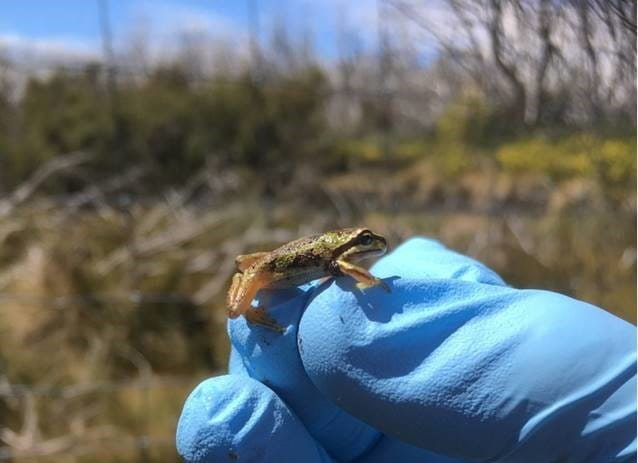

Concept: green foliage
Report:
left=336, top=139, right=382, bottom=162
left=496, top=134, right=636, bottom=188
left=1, top=62, right=635, bottom=201
left=408, top=91, right=495, bottom=178
left=597, top=138, right=637, bottom=188
left=4, top=65, right=111, bottom=181
left=1, top=64, right=330, bottom=189
left=422, top=91, right=636, bottom=188
left=114, top=66, right=201, bottom=176
left=435, top=90, right=493, bottom=146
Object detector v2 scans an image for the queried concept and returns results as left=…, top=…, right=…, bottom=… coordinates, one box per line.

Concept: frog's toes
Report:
left=245, top=307, right=285, bottom=334
left=378, top=279, right=391, bottom=293
left=356, top=279, right=391, bottom=293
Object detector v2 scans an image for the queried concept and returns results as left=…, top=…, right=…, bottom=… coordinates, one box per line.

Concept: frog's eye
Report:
left=359, top=232, right=373, bottom=246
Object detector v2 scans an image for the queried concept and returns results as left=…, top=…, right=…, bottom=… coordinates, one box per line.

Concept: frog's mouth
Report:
left=359, top=248, right=385, bottom=259
left=350, top=240, right=388, bottom=260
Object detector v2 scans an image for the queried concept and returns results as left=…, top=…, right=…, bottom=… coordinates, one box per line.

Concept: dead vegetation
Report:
left=0, top=152, right=635, bottom=462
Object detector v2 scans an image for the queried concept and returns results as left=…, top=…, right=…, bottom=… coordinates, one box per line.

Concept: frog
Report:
left=227, top=227, right=390, bottom=333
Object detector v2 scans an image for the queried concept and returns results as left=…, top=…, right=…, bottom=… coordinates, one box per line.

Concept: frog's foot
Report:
left=245, top=307, right=285, bottom=333
left=356, top=280, right=391, bottom=292
left=337, top=259, right=391, bottom=293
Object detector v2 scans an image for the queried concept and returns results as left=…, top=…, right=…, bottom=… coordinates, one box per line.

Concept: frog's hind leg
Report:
left=245, top=307, right=285, bottom=333
left=228, top=273, right=265, bottom=318
left=336, top=259, right=391, bottom=292
left=235, top=252, right=269, bottom=271
left=228, top=272, right=265, bottom=320
left=227, top=272, right=245, bottom=316
left=227, top=272, right=285, bottom=333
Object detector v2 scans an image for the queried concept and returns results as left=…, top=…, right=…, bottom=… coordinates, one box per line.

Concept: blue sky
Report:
left=0, top=0, right=382, bottom=60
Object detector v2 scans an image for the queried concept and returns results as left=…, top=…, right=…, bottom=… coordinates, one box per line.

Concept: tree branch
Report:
left=488, top=0, right=527, bottom=120
left=0, top=152, right=92, bottom=218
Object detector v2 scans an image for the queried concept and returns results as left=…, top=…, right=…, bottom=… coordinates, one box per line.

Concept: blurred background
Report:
left=0, top=0, right=635, bottom=461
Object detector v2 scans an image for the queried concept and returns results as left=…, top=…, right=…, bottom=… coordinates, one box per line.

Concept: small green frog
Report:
left=227, top=228, right=390, bottom=332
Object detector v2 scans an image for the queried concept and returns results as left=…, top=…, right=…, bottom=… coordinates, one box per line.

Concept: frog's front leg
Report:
left=336, top=259, right=391, bottom=292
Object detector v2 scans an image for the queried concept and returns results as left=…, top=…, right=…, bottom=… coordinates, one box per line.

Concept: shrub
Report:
left=496, top=134, right=636, bottom=188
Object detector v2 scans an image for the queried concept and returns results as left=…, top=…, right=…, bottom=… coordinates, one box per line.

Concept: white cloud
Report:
left=113, top=1, right=250, bottom=74
left=124, top=0, right=244, bottom=41
left=0, top=34, right=98, bottom=97
left=0, top=0, right=251, bottom=77
left=0, top=33, right=98, bottom=62
left=0, top=1, right=246, bottom=60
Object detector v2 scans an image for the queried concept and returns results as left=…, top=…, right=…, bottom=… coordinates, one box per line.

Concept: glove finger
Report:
left=377, top=237, right=506, bottom=286
left=228, top=343, right=249, bottom=376
left=355, top=436, right=470, bottom=463
left=176, top=374, right=333, bottom=463
left=300, top=249, right=636, bottom=461
left=228, top=285, right=380, bottom=461
left=225, top=237, right=503, bottom=461
left=230, top=338, right=471, bottom=463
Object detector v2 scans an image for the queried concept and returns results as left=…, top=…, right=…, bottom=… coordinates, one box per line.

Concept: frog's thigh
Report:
left=229, top=272, right=274, bottom=319
left=336, top=259, right=390, bottom=292
left=227, top=272, right=245, bottom=315
left=235, top=252, right=269, bottom=271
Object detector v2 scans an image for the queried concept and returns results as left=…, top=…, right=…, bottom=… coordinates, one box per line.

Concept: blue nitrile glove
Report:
left=177, top=238, right=637, bottom=463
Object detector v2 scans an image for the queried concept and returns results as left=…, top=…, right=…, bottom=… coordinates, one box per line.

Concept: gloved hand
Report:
left=177, top=238, right=636, bottom=463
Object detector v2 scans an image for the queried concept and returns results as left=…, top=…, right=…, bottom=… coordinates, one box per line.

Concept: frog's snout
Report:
left=379, top=236, right=389, bottom=254
left=369, top=234, right=388, bottom=257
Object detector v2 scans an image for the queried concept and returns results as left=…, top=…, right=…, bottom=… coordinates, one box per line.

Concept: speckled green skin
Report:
left=255, top=228, right=387, bottom=287
left=226, top=228, right=388, bottom=322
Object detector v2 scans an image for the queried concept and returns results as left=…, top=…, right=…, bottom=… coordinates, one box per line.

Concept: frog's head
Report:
left=334, top=228, right=388, bottom=261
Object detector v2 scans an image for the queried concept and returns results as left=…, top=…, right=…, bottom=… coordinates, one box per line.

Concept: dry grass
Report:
left=0, top=161, right=635, bottom=462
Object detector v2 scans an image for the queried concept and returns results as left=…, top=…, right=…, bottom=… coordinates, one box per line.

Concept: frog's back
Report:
left=266, top=228, right=357, bottom=264
left=270, top=233, right=325, bottom=256
left=258, top=231, right=352, bottom=286
left=264, top=234, right=328, bottom=271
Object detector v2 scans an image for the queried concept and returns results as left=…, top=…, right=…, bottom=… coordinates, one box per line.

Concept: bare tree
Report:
left=586, top=0, right=636, bottom=122
left=387, top=0, right=636, bottom=127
